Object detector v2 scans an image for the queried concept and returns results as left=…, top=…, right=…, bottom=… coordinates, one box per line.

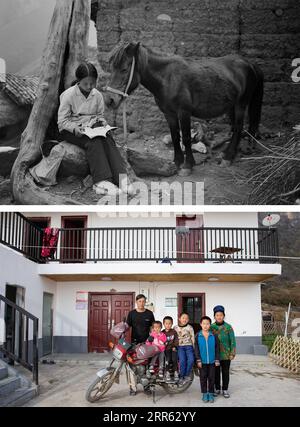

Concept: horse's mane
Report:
left=109, top=42, right=177, bottom=73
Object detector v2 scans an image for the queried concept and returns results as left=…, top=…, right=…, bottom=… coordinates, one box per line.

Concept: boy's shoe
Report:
left=223, top=390, right=230, bottom=398
left=184, top=375, right=192, bottom=383
left=202, top=393, right=209, bottom=403
left=149, top=365, right=155, bottom=374
left=208, top=393, right=215, bottom=403
left=213, top=389, right=221, bottom=397
left=158, top=369, right=164, bottom=379
left=165, top=371, right=171, bottom=383
left=178, top=377, right=185, bottom=386
left=174, top=371, right=179, bottom=382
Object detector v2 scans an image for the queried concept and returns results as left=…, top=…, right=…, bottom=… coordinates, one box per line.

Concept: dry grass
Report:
left=239, top=130, right=300, bottom=204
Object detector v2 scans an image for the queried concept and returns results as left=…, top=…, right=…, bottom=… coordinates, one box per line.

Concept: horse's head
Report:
left=105, top=42, right=143, bottom=109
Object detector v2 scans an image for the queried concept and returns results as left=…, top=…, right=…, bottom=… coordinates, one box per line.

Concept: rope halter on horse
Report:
left=106, top=56, right=136, bottom=143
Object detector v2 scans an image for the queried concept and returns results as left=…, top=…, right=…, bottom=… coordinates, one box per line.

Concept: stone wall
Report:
left=95, top=0, right=300, bottom=135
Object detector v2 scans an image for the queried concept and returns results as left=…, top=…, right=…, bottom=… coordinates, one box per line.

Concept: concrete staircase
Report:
left=0, top=359, right=38, bottom=407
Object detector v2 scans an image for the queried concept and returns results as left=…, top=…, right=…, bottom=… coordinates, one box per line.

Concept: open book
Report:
left=82, top=125, right=117, bottom=139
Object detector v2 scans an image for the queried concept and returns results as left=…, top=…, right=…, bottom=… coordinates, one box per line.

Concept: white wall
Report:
left=23, top=212, right=259, bottom=229
left=54, top=280, right=262, bottom=339
left=0, top=244, right=56, bottom=341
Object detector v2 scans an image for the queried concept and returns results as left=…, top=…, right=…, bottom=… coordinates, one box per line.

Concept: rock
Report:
left=0, top=177, right=11, bottom=198
left=47, top=141, right=176, bottom=180
left=191, top=122, right=206, bottom=143
left=127, top=147, right=177, bottom=177
left=57, top=141, right=89, bottom=177
left=0, top=147, right=19, bottom=177
left=163, top=134, right=173, bottom=147
left=192, top=141, right=207, bottom=154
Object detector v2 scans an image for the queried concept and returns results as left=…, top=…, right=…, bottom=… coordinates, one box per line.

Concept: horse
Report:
left=105, top=42, right=264, bottom=175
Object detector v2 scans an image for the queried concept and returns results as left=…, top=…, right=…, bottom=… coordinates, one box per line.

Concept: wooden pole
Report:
left=11, top=0, right=89, bottom=205
left=64, top=0, right=91, bottom=89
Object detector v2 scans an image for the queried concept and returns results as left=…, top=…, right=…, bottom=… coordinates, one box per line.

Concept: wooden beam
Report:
left=41, top=273, right=277, bottom=283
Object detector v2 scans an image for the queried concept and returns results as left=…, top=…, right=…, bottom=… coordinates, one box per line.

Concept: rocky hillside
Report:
left=259, top=212, right=300, bottom=308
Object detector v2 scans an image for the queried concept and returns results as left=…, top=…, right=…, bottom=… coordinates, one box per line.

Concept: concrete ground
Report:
left=22, top=354, right=300, bottom=407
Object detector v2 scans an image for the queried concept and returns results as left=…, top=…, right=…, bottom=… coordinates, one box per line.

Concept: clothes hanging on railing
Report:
left=41, top=228, right=59, bottom=259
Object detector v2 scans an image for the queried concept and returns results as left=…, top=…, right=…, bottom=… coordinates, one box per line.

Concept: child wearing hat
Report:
left=211, top=305, right=236, bottom=398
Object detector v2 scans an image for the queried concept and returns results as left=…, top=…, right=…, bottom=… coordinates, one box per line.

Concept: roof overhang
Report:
left=38, top=262, right=282, bottom=283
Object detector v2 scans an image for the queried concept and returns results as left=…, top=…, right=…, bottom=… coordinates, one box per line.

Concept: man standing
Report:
left=126, top=294, right=155, bottom=396
left=127, top=294, right=155, bottom=344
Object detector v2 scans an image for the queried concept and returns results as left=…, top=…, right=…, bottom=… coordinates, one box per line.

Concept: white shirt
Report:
left=57, top=84, right=105, bottom=134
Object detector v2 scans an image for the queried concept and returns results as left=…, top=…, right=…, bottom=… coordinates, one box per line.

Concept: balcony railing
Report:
left=0, top=212, right=279, bottom=264
left=0, top=294, right=39, bottom=385
left=0, top=212, right=44, bottom=263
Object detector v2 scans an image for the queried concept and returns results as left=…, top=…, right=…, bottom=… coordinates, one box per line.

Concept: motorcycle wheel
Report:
left=85, top=368, right=116, bottom=403
left=161, top=370, right=194, bottom=394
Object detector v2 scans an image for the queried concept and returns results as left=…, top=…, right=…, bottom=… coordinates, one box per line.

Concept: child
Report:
left=194, top=316, right=220, bottom=403
left=162, top=316, right=179, bottom=383
left=211, top=305, right=236, bottom=398
left=146, top=321, right=167, bottom=379
left=57, top=62, right=134, bottom=197
left=175, top=313, right=195, bottom=384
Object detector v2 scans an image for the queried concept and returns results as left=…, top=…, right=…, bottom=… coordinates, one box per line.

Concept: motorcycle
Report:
left=86, top=324, right=195, bottom=403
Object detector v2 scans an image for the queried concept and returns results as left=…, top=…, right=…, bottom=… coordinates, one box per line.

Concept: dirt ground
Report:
left=0, top=126, right=292, bottom=205
left=20, top=354, right=300, bottom=407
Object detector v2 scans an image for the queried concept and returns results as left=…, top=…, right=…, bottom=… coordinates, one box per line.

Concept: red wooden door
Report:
left=89, top=294, right=111, bottom=352
left=176, top=215, right=204, bottom=262
left=111, top=294, right=133, bottom=344
left=88, top=293, right=134, bottom=352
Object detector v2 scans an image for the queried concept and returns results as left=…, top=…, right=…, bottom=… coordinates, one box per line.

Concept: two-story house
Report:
left=0, top=211, right=281, bottom=382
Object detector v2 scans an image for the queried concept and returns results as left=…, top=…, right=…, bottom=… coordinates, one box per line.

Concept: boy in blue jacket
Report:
left=194, top=316, right=220, bottom=403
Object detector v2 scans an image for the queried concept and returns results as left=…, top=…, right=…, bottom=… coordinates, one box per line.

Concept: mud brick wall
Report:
left=95, top=0, right=300, bottom=135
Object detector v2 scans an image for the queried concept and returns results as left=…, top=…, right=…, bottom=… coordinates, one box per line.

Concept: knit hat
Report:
left=213, top=305, right=225, bottom=315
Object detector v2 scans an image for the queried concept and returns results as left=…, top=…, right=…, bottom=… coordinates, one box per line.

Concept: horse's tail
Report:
left=248, top=64, right=264, bottom=136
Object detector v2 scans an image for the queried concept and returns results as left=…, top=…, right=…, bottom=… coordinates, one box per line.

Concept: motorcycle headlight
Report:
left=112, top=347, right=124, bottom=360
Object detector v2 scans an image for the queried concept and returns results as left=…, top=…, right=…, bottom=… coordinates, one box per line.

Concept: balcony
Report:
left=0, top=212, right=279, bottom=263
left=0, top=212, right=281, bottom=282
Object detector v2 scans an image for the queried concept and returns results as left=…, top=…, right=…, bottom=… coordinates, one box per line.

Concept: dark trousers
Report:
left=215, top=360, right=231, bottom=391
left=60, top=129, right=126, bottom=185
left=165, top=348, right=178, bottom=372
left=199, top=364, right=215, bottom=394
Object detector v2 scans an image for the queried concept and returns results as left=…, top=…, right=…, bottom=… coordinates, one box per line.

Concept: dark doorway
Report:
left=42, top=293, right=54, bottom=356
left=176, top=215, right=204, bottom=262
left=88, top=293, right=134, bottom=352
left=61, top=216, right=87, bottom=263
left=5, top=285, right=25, bottom=359
left=178, top=293, right=206, bottom=334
